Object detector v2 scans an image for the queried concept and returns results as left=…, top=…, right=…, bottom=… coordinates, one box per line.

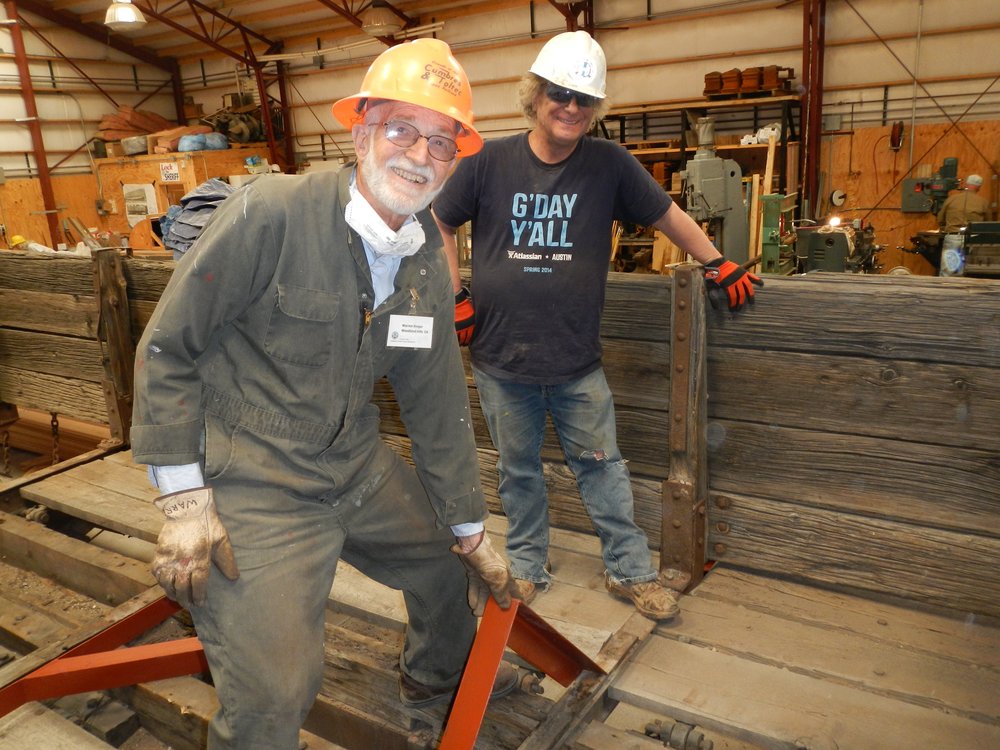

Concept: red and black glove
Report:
left=455, top=286, right=475, bottom=346
left=703, top=257, right=764, bottom=312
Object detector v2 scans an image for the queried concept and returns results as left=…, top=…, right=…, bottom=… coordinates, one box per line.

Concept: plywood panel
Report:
left=818, top=120, right=998, bottom=274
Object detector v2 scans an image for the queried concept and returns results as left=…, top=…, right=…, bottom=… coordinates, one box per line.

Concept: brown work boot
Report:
left=399, top=661, right=518, bottom=709
left=604, top=573, right=680, bottom=621
left=513, top=579, right=539, bottom=605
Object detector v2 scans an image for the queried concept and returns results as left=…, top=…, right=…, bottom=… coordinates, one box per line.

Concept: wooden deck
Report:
left=2, top=448, right=999, bottom=749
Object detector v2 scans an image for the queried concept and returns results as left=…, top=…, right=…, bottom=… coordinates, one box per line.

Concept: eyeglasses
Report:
left=544, top=83, right=599, bottom=109
left=377, top=120, right=458, bottom=161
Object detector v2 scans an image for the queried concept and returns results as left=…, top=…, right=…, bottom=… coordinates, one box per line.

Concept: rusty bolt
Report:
left=677, top=300, right=687, bottom=310
left=677, top=332, right=687, bottom=341
left=672, top=519, right=682, bottom=528
left=678, top=277, right=689, bottom=287
left=716, top=522, right=730, bottom=533
left=713, top=543, right=727, bottom=555
left=715, top=496, right=731, bottom=509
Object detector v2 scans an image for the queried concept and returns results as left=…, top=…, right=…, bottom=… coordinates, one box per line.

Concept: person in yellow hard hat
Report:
left=433, top=32, right=763, bottom=623
left=130, top=39, right=517, bottom=750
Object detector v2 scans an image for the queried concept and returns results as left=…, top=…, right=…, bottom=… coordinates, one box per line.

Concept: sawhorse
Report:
left=1, top=591, right=604, bottom=750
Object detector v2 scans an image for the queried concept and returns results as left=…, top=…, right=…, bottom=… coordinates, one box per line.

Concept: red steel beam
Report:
left=6, top=0, right=60, bottom=245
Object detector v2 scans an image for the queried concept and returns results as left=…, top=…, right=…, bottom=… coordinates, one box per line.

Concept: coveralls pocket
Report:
left=264, top=284, right=341, bottom=366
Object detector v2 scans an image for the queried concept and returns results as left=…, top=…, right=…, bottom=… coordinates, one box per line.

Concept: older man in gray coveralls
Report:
left=131, top=38, right=517, bottom=750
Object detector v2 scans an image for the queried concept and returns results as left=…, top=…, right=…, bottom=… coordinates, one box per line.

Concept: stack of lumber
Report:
left=95, top=106, right=175, bottom=142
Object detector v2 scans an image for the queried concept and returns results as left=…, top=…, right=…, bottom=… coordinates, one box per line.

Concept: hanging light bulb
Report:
left=105, top=1, right=147, bottom=32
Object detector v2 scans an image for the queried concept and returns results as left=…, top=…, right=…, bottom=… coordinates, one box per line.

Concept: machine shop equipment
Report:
left=901, top=157, right=959, bottom=213
left=905, top=222, right=1000, bottom=277
left=681, top=117, right=749, bottom=264
left=759, top=192, right=798, bottom=274
left=794, top=220, right=883, bottom=274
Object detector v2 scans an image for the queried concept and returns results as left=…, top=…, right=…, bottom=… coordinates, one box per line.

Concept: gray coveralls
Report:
left=131, top=166, right=484, bottom=750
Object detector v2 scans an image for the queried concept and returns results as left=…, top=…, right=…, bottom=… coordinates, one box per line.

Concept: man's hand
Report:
left=454, top=287, right=475, bottom=346
left=153, top=487, right=239, bottom=608
left=451, top=533, right=517, bottom=616
left=704, top=257, right=764, bottom=312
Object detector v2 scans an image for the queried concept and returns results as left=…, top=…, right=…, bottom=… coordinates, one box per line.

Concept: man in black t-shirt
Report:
left=433, top=32, right=762, bottom=621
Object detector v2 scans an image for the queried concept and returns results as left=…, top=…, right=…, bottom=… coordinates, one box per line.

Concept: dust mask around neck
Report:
left=345, top=177, right=426, bottom=257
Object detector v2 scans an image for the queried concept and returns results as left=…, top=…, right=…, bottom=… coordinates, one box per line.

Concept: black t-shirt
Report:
left=433, top=133, right=671, bottom=383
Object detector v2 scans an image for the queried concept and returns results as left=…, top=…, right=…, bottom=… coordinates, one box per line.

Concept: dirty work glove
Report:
left=704, top=257, right=764, bottom=312
left=451, top=534, right=516, bottom=616
left=153, top=487, right=239, bottom=608
left=454, top=286, right=475, bottom=346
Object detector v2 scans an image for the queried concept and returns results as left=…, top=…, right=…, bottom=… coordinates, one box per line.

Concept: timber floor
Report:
left=1, top=447, right=998, bottom=749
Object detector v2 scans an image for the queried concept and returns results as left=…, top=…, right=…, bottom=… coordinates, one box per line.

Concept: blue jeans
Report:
left=473, top=366, right=657, bottom=587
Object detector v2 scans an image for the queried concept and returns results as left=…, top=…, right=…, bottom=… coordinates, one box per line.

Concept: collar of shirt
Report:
left=364, top=243, right=403, bottom=308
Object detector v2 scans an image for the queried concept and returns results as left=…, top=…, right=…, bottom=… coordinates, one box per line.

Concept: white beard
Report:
left=361, top=146, right=442, bottom=217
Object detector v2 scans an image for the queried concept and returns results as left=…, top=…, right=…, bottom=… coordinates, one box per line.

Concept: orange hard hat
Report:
left=332, top=38, right=482, bottom=158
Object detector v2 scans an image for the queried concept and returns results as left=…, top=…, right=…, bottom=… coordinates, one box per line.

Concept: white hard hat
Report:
left=529, top=31, right=607, bottom=99
left=966, top=174, right=983, bottom=187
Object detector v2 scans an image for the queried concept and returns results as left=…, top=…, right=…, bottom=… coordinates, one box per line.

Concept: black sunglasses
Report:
left=545, top=83, right=599, bottom=109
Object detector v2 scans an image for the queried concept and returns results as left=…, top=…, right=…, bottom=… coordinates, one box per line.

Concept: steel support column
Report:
left=800, top=0, right=826, bottom=220
left=6, top=0, right=60, bottom=246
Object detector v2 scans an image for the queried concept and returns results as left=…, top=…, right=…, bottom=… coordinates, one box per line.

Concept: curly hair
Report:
left=517, top=73, right=611, bottom=130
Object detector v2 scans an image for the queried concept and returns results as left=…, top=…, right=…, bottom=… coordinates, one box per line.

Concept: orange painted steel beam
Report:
left=438, top=597, right=605, bottom=750
left=0, top=595, right=206, bottom=718
left=6, top=638, right=208, bottom=709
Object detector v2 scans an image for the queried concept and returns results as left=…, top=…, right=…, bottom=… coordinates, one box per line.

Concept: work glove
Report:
left=454, top=286, right=476, bottom=346
left=703, top=257, right=764, bottom=312
left=451, top=534, right=517, bottom=616
left=152, top=487, right=239, bottom=608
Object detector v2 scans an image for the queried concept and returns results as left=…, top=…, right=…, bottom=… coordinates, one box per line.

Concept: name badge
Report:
left=387, top=314, right=434, bottom=349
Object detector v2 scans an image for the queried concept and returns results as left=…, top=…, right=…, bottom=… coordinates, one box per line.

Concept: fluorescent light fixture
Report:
left=105, top=1, right=147, bottom=31
left=360, top=1, right=403, bottom=37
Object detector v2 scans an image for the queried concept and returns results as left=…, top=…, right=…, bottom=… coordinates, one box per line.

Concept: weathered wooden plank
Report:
left=122, top=257, right=174, bottom=302
left=458, top=269, right=672, bottom=343
left=0, top=446, right=116, bottom=498
left=459, top=339, right=671, bottom=413
left=708, top=492, right=1000, bottom=618
left=0, top=366, right=109, bottom=425
left=0, top=595, right=77, bottom=652
left=19, top=471, right=161, bottom=544
left=120, top=674, right=344, bottom=750
left=378, top=386, right=669, bottom=477
left=708, top=348, right=1000, bottom=451
left=602, top=272, right=672, bottom=342
left=690, top=567, right=1000, bottom=669
left=707, top=273, right=1000, bottom=368
left=0, top=253, right=95, bottom=296
left=0, top=510, right=155, bottom=605
left=320, top=616, right=549, bottom=750
left=652, top=596, right=1000, bottom=723
left=0, top=703, right=117, bottom=749
left=382, top=435, right=664, bottom=548
left=708, top=420, right=999, bottom=536
left=0, top=587, right=164, bottom=692
left=0, top=329, right=105, bottom=382
left=613, top=638, right=1000, bottom=750
left=518, top=613, right=656, bottom=750
left=329, top=526, right=635, bottom=661
left=0, top=289, right=97, bottom=337
left=571, top=720, right=664, bottom=750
